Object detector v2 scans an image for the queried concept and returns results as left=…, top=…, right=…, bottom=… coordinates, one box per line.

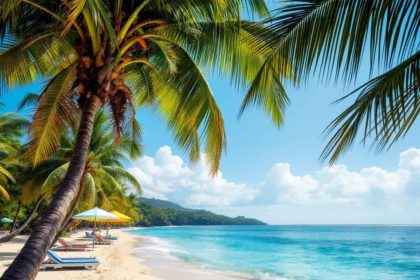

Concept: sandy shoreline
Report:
left=0, top=229, right=240, bottom=280
left=0, top=229, right=160, bottom=280
left=134, top=232, right=246, bottom=280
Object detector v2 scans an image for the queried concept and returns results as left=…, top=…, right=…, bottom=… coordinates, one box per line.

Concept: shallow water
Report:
left=130, top=225, right=420, bottom=280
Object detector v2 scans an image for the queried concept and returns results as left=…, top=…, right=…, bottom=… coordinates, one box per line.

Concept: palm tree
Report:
left=0, top=1, right=282, bottom=278
left=122, top=192, right=142, bottom=222
left=1, top=110, right=142, bottom=242
left=0, top=113, right=28, bottom=200
left=252, top=0, right=419, bottom=163
left=27, top=110, right=142, bottom=212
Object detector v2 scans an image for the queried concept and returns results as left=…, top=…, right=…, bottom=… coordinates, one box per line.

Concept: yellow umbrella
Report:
left=86, top=211, right=132, bottom=237
left=110, top=211, right=132, bottom=223
left=82, top=211, right=132, bottom=223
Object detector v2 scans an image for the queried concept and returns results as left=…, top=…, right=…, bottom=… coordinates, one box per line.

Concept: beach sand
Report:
left=0, top=229, right=159, bottom=280
left=0, top=229, right=240, bottom=280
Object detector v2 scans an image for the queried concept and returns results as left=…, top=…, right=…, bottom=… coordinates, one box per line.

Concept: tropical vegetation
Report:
left=0, top=113, right=28, bottom=200
left=139, top=197, right=265, bottom=226
left=0, top=109, right=142, bottom=243
left=0, top=1, right=279, bottom=279
left=0, top=0, right=417, bottom=279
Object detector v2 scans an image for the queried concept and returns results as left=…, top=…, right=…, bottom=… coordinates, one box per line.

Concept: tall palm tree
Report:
left=0, top=1, right=283, bottom=278
left=253, top=0, right=419, bottom=163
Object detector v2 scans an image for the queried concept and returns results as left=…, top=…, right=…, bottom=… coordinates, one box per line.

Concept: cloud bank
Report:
left=128, top=146, right=256, bottom=206
left=128, top=146, right=420, bottom=215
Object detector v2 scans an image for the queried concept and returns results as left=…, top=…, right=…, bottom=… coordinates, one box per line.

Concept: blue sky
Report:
left=3, top=61, right=419, bottom=225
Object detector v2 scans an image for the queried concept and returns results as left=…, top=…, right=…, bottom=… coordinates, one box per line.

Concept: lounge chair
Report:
left=52, top=239, right=92, bottom=251
left=40, top=250, right=99, bottom=270
left=95, top=235, right=113, bottom=244
left=85, top=232, right=112, bottom=245
left=104, top=234, right=118, bottom=240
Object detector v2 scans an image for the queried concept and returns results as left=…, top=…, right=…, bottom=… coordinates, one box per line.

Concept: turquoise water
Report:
left=131, top=225, right=420, bottom=280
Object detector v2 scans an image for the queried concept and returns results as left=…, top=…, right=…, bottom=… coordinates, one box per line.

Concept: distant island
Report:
left=137, top=197, right=266, bottom=226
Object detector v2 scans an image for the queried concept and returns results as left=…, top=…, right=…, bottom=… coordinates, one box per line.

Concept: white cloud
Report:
left=263, top=163, right=320, bottom=203
left=399, top=148, right=420, bottom=172
left=128, top=146, right=257, bottom=207
left=128, top=146, right=420, bottom=213
left=263, top=154, right=414, bottom=205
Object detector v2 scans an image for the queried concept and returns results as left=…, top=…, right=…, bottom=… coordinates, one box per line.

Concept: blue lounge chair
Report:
left=40, top=250, right=99, bottom=270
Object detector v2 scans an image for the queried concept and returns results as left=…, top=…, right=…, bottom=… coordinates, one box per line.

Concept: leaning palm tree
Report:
left=26, top=110, right=142, bottom=212
left=0, top=1, right=285, bottom=278
left=6, top=110, right=142, bottom=237
left=254, top=0, right=419, bottom=163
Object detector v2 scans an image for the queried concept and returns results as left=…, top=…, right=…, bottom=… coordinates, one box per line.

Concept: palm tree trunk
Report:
left=1, top=96, right=99, bottom=280
left=0, top=198, right=43, bottom=243
left=10, top=201, right=21, bottom=233
left=51, top=187, right=83, bottom=247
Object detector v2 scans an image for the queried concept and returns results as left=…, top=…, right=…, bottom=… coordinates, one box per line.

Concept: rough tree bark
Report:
left=0, top=96, right=99, bottom=280
left=50, top=187, right=83, bottom=247
left=0, top=198, right=43, bottom=243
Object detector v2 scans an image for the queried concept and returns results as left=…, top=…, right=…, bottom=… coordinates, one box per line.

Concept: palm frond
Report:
left=17, top=93, right=40, bottom=111
left=266, top=0, right=419, bottom=82
left=61, top=0, right=86, bottom=37
left=27, top=65, right=79, bottom=165
left=0, top=184, right=10, bottom=200
left=321, top=51, right=420, bottom=163
left=40, top=163, right=69, bottom=195
left=125, top=110, right=142, bottom=159
left=0, top=32, right=76, bottom=93
left=102, top=166, right=142, bottom=195
left=0, top=165, right=15, bottom=183
left=149, top=46, right=226, bottom=174
left=79, top=172, right=96, bottom=209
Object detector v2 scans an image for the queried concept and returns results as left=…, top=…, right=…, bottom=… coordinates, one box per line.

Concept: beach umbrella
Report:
left=73, top=207, right=118, bottom=248
left=80, top=210, right=132, bottom=223
left=0, top=217, right=13, bottom=230
left=110, top=211, right=132, bottom=223
left=73, top=207, right=118, bottom=220
left=85, top=211, right=132, bottom=236
left=0, top=217, right=13, bottom=223
left=105, top=211, right=132, bottom=236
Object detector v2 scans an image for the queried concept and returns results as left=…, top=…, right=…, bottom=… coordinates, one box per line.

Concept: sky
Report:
left=124, top=68, right=420, bottom=225
left=2, top=63, right=419, bottom=225
left=1, top=3, right=419, bottom=225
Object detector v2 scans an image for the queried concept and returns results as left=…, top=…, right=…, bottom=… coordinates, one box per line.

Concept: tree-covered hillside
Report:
left=138, top=198, right=266, bottom=226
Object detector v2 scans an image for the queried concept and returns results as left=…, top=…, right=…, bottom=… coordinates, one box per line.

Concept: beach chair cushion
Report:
left=47, top=250, right=98, bottom=264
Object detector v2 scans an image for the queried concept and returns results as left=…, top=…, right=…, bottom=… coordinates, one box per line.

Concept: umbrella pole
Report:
left=93, top=218, right=96, bottom=249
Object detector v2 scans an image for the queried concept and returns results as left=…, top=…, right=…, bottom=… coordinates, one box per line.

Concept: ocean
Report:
left=130, top=225, right=420, bottom=280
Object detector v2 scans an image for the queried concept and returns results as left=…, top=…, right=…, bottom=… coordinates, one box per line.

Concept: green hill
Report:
left=138, top=197, right=266, bottom=226
left=139, top=197, right=185, bottom=210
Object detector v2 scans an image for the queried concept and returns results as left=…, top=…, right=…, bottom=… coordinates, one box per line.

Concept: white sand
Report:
left=0, top=229, right=160, bottom=280
left=0, top=229, right=241, bottom=280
